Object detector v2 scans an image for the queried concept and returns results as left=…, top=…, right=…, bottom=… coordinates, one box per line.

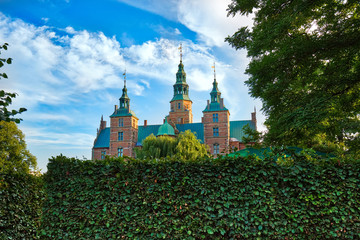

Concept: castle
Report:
left=92, top=53, right=256, bottom=159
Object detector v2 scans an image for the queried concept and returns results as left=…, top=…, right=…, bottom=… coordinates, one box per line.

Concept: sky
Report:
left=0, top=0, right=264, bottom=172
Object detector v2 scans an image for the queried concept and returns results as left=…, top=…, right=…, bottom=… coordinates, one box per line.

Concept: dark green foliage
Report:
left=0, top=171, right=44, bottom=239
left=226, top=1, right=360, bottom=156
left=241, top=124, right=264, bottom=148
left=0, top=43, right=26, bottom=123
left=40, top=154, right=360, bottom=239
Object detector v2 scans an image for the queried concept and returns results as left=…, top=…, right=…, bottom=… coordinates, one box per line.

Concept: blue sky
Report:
left=0, top=0, right=264, bottom=172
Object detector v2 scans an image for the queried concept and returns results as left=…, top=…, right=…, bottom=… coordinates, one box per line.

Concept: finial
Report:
left=211, top=61, right=216, bottom=81
left=123, top=69, right=127, bottom=87
left=178, top=43, right=182, bottom=62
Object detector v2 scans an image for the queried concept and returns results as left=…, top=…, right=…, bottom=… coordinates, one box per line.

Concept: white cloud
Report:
left=117, top=0, right=253, bottom=47
left=177, top=0, right=253, bottom=47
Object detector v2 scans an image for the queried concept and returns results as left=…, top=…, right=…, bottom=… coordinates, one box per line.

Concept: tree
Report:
left=135, top=130, right=210, bottom=160
left=0, top=43, right=26, bottom=123
left=241, top=124, right=264, bottom=149
left=226, top=0, right=360, bottom=155
left=0, top=121, right=37, bottom=173
left=175, top=130, right=209, bottom=160
left=135, top=134, right=177, bottom=159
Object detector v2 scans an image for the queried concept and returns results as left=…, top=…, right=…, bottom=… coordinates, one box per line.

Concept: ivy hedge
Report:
left=39, top=154, right=360, bottom=239
left=0, top=171, right=44, bottom=239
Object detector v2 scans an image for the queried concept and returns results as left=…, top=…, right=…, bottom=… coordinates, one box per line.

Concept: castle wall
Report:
left=92, top=147, right=109, bottom=160
left=202, top=111, right=230, bottom=155
left=168, top=100, right=193, bottom=124
left=109, top=116, right=138, bottom=157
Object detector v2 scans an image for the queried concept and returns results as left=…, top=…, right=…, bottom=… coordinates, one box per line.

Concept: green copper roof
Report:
left=176, top=61, right=186, bottom=83
left=171, top=61, right=191, bottom=102
left=171, top=94, right=191, bottom=101
left=157, top=118, right=175, bottom=136
left=138, top=124, right=161, bottom=144
left=110, top=108, right=137, bottom=118
left=210, top=79, right=221, bottom=102
left=203, top=77, right=228, bottom=112
left=229, top=120, right=255, bottom=142
left=95, top=120, right=255, bottom=148
left=93, top=127, right=110, bottom=148
left=203, top=102, right=229, bottom=112
left=176, top=123, right=204, bottom=143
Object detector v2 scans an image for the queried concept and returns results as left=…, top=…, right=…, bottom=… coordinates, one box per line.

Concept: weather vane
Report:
left=178, top=43, right=183, bottom=62
left=211, top=61, right=216, bottom=80
left=123, top=69, right=127, bottom=87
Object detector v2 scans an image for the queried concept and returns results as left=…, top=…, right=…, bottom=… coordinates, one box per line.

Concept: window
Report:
left=213, top=127, right=219, bottom=137
left=119, top=118, right=123, bottom=127
left=101, top=150, right=106, bottom=159
left=118, top=132, right=123, bottom=141
left=213, top=144, right=220, bottom=154
left=118, top=148, right=123, bottom=157
left=178, top=102, right=181, bottom=109
left=213, top=113, right=218, bottom=122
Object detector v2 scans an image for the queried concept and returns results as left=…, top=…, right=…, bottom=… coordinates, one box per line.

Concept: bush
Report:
left=0, top=171, right=44, bottom=239
left=40, top=153, right=360, bottom=239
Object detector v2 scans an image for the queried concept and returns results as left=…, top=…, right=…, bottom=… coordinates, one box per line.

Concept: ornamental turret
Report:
left=168, top=44, right=193, bottom=124
left=109, top=71, right=138, bottom=158
left=202, top=63, right=230, bottom=155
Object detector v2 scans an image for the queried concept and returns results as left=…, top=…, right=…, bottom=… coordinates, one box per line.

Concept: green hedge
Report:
left=0, top=171, right=44, bottom=239
left=40, top=154, right=360, bottom=239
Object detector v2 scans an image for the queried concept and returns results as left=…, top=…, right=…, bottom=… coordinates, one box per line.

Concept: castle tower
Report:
left=109, top=72, right=138, bottom=157
left=168, top=44, right=193, bottom=125
left=202, top=63, right=230, bottom=155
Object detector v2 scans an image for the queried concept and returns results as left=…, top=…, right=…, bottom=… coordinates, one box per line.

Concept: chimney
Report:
left=207, top=100, right=210, bottom=110
left=163, top=118, right=165, bottom=123
left=114, top=105, right=118, bottom=111
left=144, top=120, right=147, bottom=127
left=220, top=98, right=224, bottom=109
left=251, top=108, right=257, bottom=130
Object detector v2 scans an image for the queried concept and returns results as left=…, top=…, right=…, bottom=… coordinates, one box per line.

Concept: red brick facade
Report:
left=109, top=116, right=138, bottom=158
left=168, top=99, right=193, bottom=125
left=202, top=111, right=230, bottom=155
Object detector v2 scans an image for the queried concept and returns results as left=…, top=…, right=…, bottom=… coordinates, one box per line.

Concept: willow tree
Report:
left=226, top=0, right=360, bottom=155
left=135, top=130, right=210, bottom=160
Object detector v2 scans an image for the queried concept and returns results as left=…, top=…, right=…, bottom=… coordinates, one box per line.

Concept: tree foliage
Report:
left=241, top=124, right=264, bottom=148
left=226, top=0, right=360, bottom=155
left=135, top=130, right=210, bottom=160
left=0, top=43, right=26, bottom=123
left=0, top=121, right=37, bottom=173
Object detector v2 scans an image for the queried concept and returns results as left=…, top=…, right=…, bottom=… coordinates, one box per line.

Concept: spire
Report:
left=171, top=44, right=191, bottom=102
left=203, top=63, right=228, bottom=112
left=212, top=61, right=216, bottom=80
left=178, top=43, right=183, bottom=63
left=210, top=62, right=221, bottom=103
left=119, top=70, right=130, bottom=109
left=123, top=69, right=127, bottom=88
